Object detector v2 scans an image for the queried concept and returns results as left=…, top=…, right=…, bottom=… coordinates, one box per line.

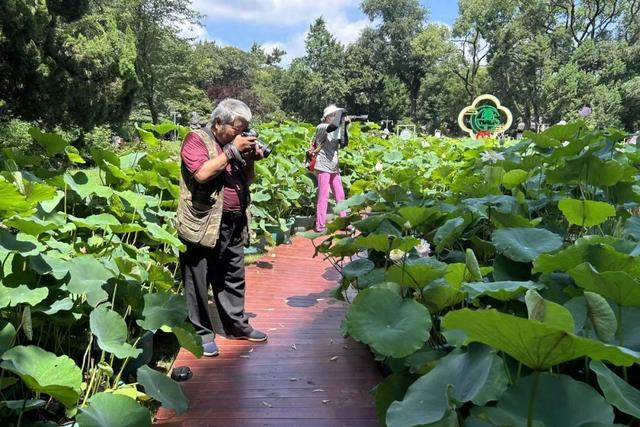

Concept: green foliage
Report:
left=315, top=120, right=640, bottom=425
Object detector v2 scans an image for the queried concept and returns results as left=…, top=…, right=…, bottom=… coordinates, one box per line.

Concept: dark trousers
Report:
left=180, top=212, right=251, bottom=343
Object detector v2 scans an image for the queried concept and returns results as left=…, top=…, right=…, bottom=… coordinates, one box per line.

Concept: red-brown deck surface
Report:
left=155, top=236, right=383, bottom=427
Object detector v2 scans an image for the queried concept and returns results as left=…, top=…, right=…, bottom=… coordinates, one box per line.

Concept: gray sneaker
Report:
left=231, top=329, right=267, bottom=342
left=202, top=340, right=219, bottom=356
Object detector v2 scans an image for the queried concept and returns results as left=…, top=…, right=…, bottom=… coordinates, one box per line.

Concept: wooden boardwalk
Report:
left=155, top=236, right=383, bottom=427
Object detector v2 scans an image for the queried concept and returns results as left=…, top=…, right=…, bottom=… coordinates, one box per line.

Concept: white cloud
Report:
left=191, top=0, right=371, bottom=62
left=192, top=0, right=364, bottom=27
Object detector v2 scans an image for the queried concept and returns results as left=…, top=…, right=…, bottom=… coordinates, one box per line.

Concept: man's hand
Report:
left=232, top=134, right=256, bottom=153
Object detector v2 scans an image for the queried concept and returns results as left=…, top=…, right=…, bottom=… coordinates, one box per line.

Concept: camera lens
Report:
left=257, top=141, right=272, bottom=157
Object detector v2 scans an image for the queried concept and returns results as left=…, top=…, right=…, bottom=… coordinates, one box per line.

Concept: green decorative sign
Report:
left=458, top=94, right=513, bottom=139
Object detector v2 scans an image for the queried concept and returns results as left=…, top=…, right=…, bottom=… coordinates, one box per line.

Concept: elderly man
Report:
left=176, top=98, right=267, bottom=357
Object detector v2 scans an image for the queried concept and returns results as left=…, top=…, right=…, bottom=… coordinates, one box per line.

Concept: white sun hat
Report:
left=323, top=104, right=344, bottom=119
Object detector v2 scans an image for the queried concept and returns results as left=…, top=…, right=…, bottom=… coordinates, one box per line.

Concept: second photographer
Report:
left=307, top=104, right=350, bottom=233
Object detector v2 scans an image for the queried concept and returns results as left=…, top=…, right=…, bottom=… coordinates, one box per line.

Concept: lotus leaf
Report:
left=346, top=288, right=431, bottom=358
left=137, top=292, right=189, bottom=332
left=590, top=360, right=640, bottom=419
left=558, top=198, right=615, bottom=227
left=67, top=256, right=115, bottom=307
left=580, top=295, right=616, bottom=346
left=525, top=290, right=575, bottom=332
left=443, top=308, right=640, bottom=369
left=0, top=346, right=81, bottom=408
left=137, top=365, right=188, bottom=414
left=90, top=306, right=141, bottom=359
left=76, top=392, right=151, bottom=427
left=569, top=262, right=640, bottom=307
left=386, top=344, right=495, bottom=427
left=463, top=281, right=542, bottom=302
left=342, top=259, right=375, bottom=279
left=497, top=373, right=614, bottom=427
left=492, top=227, right=562, bottom=263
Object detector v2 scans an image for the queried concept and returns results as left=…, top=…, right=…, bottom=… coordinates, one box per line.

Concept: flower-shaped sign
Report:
left=458, top=94, right=513, bottom=139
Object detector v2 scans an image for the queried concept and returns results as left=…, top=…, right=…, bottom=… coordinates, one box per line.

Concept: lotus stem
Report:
left=527, top=371, right=541, bottom=427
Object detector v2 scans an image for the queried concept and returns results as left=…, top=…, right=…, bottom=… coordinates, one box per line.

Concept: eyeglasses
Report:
left=225, top=123, right=247, bottom=134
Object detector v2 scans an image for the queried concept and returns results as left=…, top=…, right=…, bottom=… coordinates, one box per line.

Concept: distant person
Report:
left=176, top=98, right=267, bottom=357
left=307, top=105, right=350, bottom=232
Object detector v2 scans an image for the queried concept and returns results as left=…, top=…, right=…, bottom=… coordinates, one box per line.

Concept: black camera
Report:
left=242, top=129, right=272, bottom=158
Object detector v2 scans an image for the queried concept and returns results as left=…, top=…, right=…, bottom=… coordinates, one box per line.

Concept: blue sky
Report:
left=184, top=1, right=459, bottom=64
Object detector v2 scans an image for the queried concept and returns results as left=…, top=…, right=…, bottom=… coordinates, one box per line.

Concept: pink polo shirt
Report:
left=180, top=132, right=245, bottom=212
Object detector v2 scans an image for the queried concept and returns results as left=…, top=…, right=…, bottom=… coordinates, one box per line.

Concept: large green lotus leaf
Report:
left=63, top=172, right=114, bottom=200
left=38, top=190, right=64, bottom=214
left=137, top=365, right=187, bottom=414
left=137, top=292, right=188, bottom=332
left=434, top=217, right=465, bottom=252
left=586, top=158, right=625, bottom=187
left=533, top=243, right=588, bottom=274
left=40, top=297, right=74, bottom=316
left=148, top=264, right=174, bottom=291
left=386, top=344, right=494, bottom=427
left=491, top=227, right=562, bottom=263
left=585, top=244, right=640, bottom=276
left=352, top=214, right=388, bottom=234
left=0, top=229, right=44, bottom=256
left=497, top=373, right=614, bottom=427
left=28, top=128, right=67, bottom=155
left=76, top=392, right=151, bottom=427
left=585, top=291, right=617, bottom=342
left=114, top=190, right=148, bottom=211
left=29, top=253, right=70, bottom=280
left=0, top=322, right=16, bottom=356
left=90, top=306, right=141, bottom=359
left=442, top=309, right=640, bottom=369
left=346, top=288, right=431, bottom=358
left=355, top=233, right=392, bottom=252
left=171, top=323, right=203, bottom=357
left=372, top=372, right=416, bottom=427
left=472, top=354, right=509, bottom=406
left=67, top=256, right=115, bottom=307
left=569, top=262, right=640, bottom=307
left=0, top=285, right=49, bottom=308
left=463, top=281, right=542, bottom=302
left=397, top=206, right=439, bottom=227
left=558, top=198, right=616, bottom=227
left=4, top=216, right=59, bottom=236
left=385, top=258, right=446, bottom=289
left=0, top=179, right=31, bottom=212
left=342, top=259, right=375, bottom=279
left=352, top=268, right=386, bottom=290
left=502, top=169, right=529, bottom=188
left=422, top=280, right=467, bottom=313
left=525, top=290, right=575, bottom=332
left=0, top=345, right=81, bottom=408
left=65, top=145, right=85, bottom=164
left=144, top=223, right=185, bottom=251
left=68, top=214, right=121, bottom=231
left=590, top=360, right=640, bottom=419
left=325, top=237, right=358, bottom=257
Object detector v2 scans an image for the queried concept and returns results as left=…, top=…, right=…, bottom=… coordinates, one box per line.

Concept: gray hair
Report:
left=210, top=98, right=252, bottom=124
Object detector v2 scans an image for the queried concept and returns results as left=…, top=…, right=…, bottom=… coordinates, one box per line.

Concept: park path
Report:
left=154, top=236, right=383, bottom=427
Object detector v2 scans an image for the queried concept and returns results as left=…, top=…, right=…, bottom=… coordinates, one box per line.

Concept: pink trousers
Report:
left=315, top=171, right=347, bottom=231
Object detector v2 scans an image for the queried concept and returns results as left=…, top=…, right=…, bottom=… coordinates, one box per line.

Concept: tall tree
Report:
left=0, top=0, right=138, bottom=130
left=361, top=0, right=428, bottom=120
left=280, top=18, right=348, bottom=121
left=132, top=0, right=198, bottom=123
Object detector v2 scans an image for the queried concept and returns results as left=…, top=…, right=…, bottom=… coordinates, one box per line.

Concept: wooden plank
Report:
left=154, top=236, right=382, bottom=425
